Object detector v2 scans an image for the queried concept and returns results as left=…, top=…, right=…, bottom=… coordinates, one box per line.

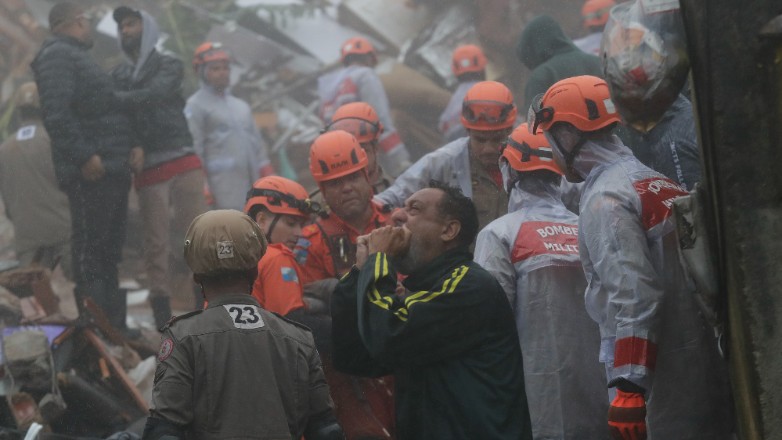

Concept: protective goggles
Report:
left=527, top=93, right=555, bottom=135
left=245, top=188, right=322, bottom=215
left=323, top=118, right=381, bottom=141
left=462, top=100, right=515, bottom=124
left=500, top=137, right=555, bottom=162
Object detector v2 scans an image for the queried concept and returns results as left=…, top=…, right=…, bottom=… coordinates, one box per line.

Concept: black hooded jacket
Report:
left=111, top=10, right=194, bottom=169
left=31, top=35, right=135, bottom=188
left=516, top=15, right=603, bottom=110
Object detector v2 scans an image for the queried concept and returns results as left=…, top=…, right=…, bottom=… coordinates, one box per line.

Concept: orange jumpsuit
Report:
left=293, top=202, right=396, bottom=440
left=251, top=243, right=306, bottom=316
left=295, top=202, right=392, bottom=283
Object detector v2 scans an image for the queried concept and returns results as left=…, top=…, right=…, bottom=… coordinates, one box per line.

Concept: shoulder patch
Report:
left=631, top=177, right=688, bottom=230
left=161, top=309, right=202, bottom=332
left=280, top=267, right=299, bottom=283
left=16, top=125, right=36, bottom=141
left=158, top=338, right=175, bottom=362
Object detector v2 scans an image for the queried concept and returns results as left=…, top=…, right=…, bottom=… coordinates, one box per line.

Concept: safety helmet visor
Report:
left=244, top=188, right=321, bottom=216
left=462, top=100, right=515, bottom=125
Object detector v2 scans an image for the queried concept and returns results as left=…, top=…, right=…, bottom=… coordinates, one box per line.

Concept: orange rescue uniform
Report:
left=295, top=202, right=392, bottom=283
left=251, top=243, right=306, bottom=316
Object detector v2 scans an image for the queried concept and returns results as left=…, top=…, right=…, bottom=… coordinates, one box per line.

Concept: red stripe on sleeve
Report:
left=614, top=336, right=658, bottom=370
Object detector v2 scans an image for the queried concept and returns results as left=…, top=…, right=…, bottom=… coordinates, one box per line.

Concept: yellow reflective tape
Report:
left=368, top=253, right=394, bottom=312
left=447, top=266, right=468, bottom=293
left=401, top=266, right=470, bottom=310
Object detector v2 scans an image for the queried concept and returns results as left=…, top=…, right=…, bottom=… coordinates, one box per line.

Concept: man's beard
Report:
left=121, top=36, right=141, bottom=55
left=390, top=236, right=424, bottom=275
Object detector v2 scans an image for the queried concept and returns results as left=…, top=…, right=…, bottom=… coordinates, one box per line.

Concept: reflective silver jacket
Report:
left=375, top=137, right=472, bottom=207
left=574, top=137, right=732, bottom=438
left=475, top=178, right=608, bottom=439
left=374, top=137, right=506, bottom=232
left=317, top=65, right=410, bottom=174
left=185, top=86, right=271, bottom=210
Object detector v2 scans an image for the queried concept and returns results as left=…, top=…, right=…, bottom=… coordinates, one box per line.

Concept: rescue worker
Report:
left=324, top=102, right=393, bottom=194
left=317, top=37, right=411, bottom=176
left=142, top=209, right=342, bottom=439
left=332, top=182, right=532, bottom=440
left=111, top=6, right=207, bottom=327
left=244, top=176, right=331, bottom=348
left=32, top=2, right=139, bottom=332
left=375, top=81, right=514, bottom=233
left=295, top=130, right=395, bottom=440
left=0, top=82, right=71, bottom=274
left=516, top=15, right=603, bottom=111
left=574, top=0, right=616, bottom=55
left=528, top=75, right=733, bottom=439
left=185, top=42, right=274, bottom=211
left=297, top=130, right=393, bottom=284
left=438, top=44, right=487, bottom=143
left=474, top=123, right=608, bottom=439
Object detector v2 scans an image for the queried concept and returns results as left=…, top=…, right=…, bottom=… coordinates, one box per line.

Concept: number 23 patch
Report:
left=223, top=304, right=265, bottom=329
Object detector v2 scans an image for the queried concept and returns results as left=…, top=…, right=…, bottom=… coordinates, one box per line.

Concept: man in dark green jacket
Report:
left=516, top=15, right=603, bottom=111
left=332, top=181, right=532, bottom=440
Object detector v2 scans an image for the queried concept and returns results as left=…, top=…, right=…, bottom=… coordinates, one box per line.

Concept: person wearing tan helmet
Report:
left=0, top=82, right=71, bottom=275
left=143, top=209, right=342, bottom=440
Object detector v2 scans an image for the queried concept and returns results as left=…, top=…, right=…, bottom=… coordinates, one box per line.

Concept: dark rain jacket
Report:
left=623, top=95, right=702, bottom=190
left=111, top=11, right=195, bottom=169
left=332, top=249, right=532, bottom=440
left=145, top=294, right=337, bottom=439
left=516, top=15, right=603, bottom=110
left=31, top=35, right=135, bottom=188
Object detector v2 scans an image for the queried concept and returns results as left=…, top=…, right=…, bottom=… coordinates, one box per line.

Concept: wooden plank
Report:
left=83, top=329, right=149, bottom=413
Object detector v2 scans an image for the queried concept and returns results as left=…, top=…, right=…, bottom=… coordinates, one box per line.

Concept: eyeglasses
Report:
left=501, top=137, right=554, bottom=162
left=527, top=93, right=555, bottom=135
left=462, top=100, right=515, bottom=124
left=324, top=118, right=381, bottom=141
left=245, top=188, right=322, bottom=215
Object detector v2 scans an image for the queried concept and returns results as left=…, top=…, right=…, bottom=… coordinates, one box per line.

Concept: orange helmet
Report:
left=582, top=0, right=616, bottom=28
left=340, top=37, right=376, bottom=63
left=502, top=123, right=562, bottom=175
left=192, top=42, right=230, bottom=72
left=452, top=44, right=487, bottom=77
left=244, top=176, right=320, bottom=218
left=309, top=131, right=368, bottom=183
left=461, top=81, right=517, bottom=131
left=528, top=75, right=620, bottom=135
left=325, top=102, right=383, bottom=144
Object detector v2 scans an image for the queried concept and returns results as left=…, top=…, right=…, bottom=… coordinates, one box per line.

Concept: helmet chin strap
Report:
left=266, top=214, right=281, bottom=243
left=552, top=134, right=587, bottom=182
